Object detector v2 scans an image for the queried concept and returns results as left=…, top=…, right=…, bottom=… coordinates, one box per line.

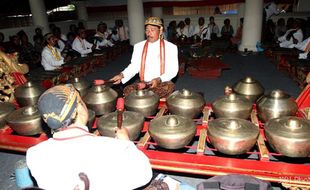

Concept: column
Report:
left=127, top=0, right=145, bottom=45
left=29, top=0, right=49, bottom=34
left=239, top=0, right=263, bottom=52
left=152, top=7, right=163, bottom=18
left=74, top=1, right=88, bottom=28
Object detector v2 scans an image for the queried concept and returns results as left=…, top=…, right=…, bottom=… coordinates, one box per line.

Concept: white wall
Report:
left=296, top=0, right=310, bottom=12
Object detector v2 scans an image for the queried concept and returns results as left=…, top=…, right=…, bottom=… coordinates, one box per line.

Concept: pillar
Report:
left=29, top=0, right=49, bottom=34
left=152, top=7, right=163, bottom=18
left=127, top=0, right=145, bottom=45
left=74, top=1, right=88, bottom=28
left=239, top=0, right=263, bottom=52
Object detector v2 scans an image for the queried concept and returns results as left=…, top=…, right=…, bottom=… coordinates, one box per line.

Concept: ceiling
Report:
left=0, top=0, right=71, bottom=16
left=0, top=0, right=296, bottom=17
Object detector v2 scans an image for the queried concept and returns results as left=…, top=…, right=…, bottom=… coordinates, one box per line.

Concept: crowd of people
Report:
left=164, top=16, right=240, bottom=45
left=0, top=20, right=129, bottom=72
left=263, top=17, right=310, bottom=59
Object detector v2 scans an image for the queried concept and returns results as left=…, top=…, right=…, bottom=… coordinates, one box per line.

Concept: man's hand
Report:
left=110, top=73, right=124, bottom=84
left=115, top=127, right=130, bottom=140
left=150, top=77, right=161, bottom=88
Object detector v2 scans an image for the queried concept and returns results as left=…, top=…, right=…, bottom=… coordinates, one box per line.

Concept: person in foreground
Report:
left=26, top=84, right=152, bottom=190
left=110, top=16, right=179, bottom=98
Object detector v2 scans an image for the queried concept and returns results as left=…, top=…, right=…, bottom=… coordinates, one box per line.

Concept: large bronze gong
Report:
left=70, top=77, right=91, bottom=97
left=208, top=118, right=259, bottom=155
left=212, top=93, right=252, bottom=119
left=257, top=89, right=297, bottom=122
left=232, top=76, right=264, bottom=103
left=83, top=84, right=117, bottom=116
left=166, top=89, right=205, bottom=119
left=148, top=115, right=196, bottom=149
left=6, top=105, right=43, bottom=136
left=14, top=81, right=43, bottom=107
left=97, top=111, right=144, bottom=141
left=265, top=116, right=310, bottom=157
left=125, top=89, right=159, bottom=117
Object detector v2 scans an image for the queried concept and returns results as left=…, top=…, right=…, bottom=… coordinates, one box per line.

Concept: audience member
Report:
left=115, top=19, right=129, bottom=42
left=41, top=33, right=64, bottom=71
left=5, top=35, right=21, bottom=53
left=17, top=30, right=41, bottom=69
left=167, top=20, right=177, bottom=42
left=214, top=6, right=222, bottom=15
left=278, top=19, right=303, bottom=48
left=221, top=19, right=234, bottom=40
left=176, top=21, right=189, bottom=38
left=94, top=22, right=114, bottom=48
left=72, top=28, right=96, bottom=57
left=194, top=17, right=209, bottom=42
left=275, top=18, right=287, bottom=38
left=184, top=17, right=195, bottom=37
left=208, top=16, right=220, bottom=40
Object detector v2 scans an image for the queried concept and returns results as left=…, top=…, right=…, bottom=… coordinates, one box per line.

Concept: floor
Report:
left=0, top=51, right=302, bottom=190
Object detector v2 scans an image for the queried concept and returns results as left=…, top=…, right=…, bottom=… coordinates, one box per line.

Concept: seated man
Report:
left=277, top=19, right=303, bottom=48
left=72, top=28, right=96, bottom=57
left=94, top=22, right=114, bottom=48
left=26, top=84, right=153, bottom=190
left=295, top=37, right=310, bottom=59
left=110, top=17, right=179, bottom=98
left=41, top=33, right=64, bottom=71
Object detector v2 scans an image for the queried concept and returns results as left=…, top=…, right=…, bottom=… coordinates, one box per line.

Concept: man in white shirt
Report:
left=208, top=16, right=219, bottom=40
left=116, top=19, right=129, bottom=42
left=278, top=19, right=303, bottom=48
left=41, top=33, right=64, bottom=71
left=184, top=17, right=195, bottom=37
left=193, top=17, right=210, bottom=41
left=94, top=22, right=114, bottom=48
left=26, top=84, right=152, bottom=190
left=110, top=17, right=179, bottom=98
left=72, top=28, right=96, bottom=57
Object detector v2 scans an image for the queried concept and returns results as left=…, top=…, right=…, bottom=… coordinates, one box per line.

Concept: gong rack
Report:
left=0, top=101, right=310, bottom=189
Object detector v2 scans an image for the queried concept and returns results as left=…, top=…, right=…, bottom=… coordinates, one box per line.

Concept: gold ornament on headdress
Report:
left=145, top=17, right=163, bottom=27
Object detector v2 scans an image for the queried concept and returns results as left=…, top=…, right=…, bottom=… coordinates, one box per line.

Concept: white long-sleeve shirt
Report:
left=193, top=24, right=210, bottom=40
left=121, top=39, right=179, bottom=84
left=26, top=125, right=152, bottom=190
left=184, top=24, right=195, bottom=37
left=41, top=46, right=64, bottom=71
left=72, top=37, right=93, bottom=57
left=278, top=29, right=303, bottom=48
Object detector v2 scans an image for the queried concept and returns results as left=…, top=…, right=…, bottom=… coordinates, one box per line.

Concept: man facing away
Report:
left=26, top=84, right=152, bottom=190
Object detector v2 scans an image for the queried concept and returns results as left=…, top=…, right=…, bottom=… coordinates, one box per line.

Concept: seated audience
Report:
left=53, top=27, right=67, bottom=52
left=208, top=16, right=219, bottom=40
left=263, top=19, right=276, bottom=43
left=294, top=37, right=310, bottom=59
left=72, top=28, right=96, bottom=57
left=26, top=84, right=152, bottom=189
left=94, top=22, right=114, bottom=48
left=194, top=17, right=209, bottom=41
left=275, top=18, right=287, bottom=38
left=214, top=6, right=222, bottom=15
left=115, top=19, right=129, bottom=42
left=184, top=17, right=195, bottom=37
left=17, top=30, right=41, bottom=69
left=41, top=33, right=64, bottom=71
left=176, top=21, right=189, bottom=38
left=278, top=19, right=303, bottom=48
left=221, top=19, right=234, bottom=40
left=167, top=20, right=177, bottom=42
left=5, top=35, right=21, bottom=53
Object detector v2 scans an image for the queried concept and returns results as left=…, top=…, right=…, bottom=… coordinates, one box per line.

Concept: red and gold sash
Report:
left=140, top=39, right=165, bottom=81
